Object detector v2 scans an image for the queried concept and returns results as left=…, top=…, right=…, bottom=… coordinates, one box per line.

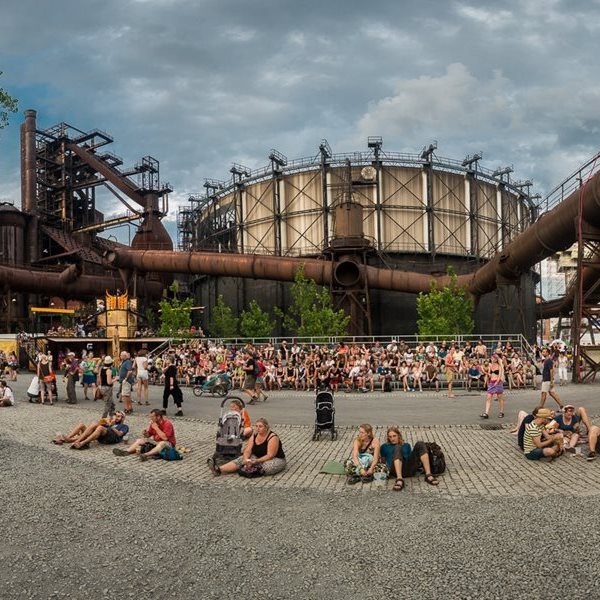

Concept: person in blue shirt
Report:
left=379, top=426, right=439, bottom=491
left=70, top=411, right=129, bottom=449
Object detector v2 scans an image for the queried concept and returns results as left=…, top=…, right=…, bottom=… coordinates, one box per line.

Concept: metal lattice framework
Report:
left=177, top=141, right=536, bottom=261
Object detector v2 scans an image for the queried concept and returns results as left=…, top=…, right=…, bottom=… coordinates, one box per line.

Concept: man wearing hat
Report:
left=523, top=407, right=561, bottom=461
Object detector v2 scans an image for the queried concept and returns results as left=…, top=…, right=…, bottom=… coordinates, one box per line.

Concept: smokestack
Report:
left=21, top=109, right=37, bottom=214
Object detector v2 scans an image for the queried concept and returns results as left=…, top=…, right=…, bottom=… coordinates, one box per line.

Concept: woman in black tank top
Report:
left=207, top=417, right=287, bottom=477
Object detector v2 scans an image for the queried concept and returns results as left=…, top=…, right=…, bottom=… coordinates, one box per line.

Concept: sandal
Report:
left=361, top=474, right=374, bottom=483
left=480, top=413, right=489, bottom=419
left=346, top=474, right=361, bottom=485
left=424, top=473, right=439, bottom=486
left=393, top=478, right=405, bottom=491
left=498, top=412, right=504, bottom=418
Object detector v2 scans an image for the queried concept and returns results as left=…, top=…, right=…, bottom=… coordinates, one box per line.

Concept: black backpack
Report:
left=426, top=442, right=446, bottom=475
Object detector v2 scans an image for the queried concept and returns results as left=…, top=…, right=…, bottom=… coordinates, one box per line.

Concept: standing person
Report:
left=135, top=349, right=150, bottom=406
left=7, top=351, right=18, bottom=382
left=444, top=346, right=457, bottom=398
left=242, top=349, right=258, bottom=404
left=37, top=354, right=54, bottom=406
left=63, top=352, right=79, bottom=404
left=539, top=348, right=563, bottom=409
left=118, top=351, right=134, bottom=415
left=99, top=356, right=115, bottom=418
left=163, top=356, right=183, bottom=416
left=481, top=354, right=505, bottom=419
left=557, top=351, right=569, bottom=386
left=80, top=352, right=97, bottom=401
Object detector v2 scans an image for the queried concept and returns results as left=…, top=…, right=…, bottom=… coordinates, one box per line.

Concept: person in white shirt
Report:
left=134, top=349, right=150, bottom=406
left=0, top=380, right=15, bottom=406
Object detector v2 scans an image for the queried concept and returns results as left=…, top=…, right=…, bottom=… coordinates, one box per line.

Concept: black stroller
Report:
left=212, top=395, right=246, bottom=466
left=312, top=389, right=337, bottom=441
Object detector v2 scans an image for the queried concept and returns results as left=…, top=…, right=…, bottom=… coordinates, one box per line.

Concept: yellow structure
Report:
left=97, top=291, right=138, bottom=356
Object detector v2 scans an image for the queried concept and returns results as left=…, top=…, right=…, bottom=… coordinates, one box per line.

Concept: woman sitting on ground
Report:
left=0, top=380, right=15, bottom=406
left=379, top=426, right=439, bottom=490
left=207, top=417, right=286, bottom=476
left=345, top=423, right=381, bottom=484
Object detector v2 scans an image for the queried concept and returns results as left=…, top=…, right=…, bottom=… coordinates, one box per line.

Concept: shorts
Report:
left=525, top=448, right=544, bottom=460
left=541, top=381, right=551, bottom=393
left=243, top=375, right=256, bottom=390
left=446, top=370, right=455, bottom=382
left=98, top=430, right=121, bottom=445
left=121, top=381, right=132, bottom=396
left=82, top=373, right=96, bottom=385
left=137, top=371, right=149, bottom=381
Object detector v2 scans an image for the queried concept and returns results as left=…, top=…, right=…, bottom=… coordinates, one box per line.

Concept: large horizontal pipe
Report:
left=0, top=264, right=163, bottom=298
left=105, top=249, right=458, bottom=293
left=467, top=170, right=600, bottom=296
left=105, top=169, right=600, bottom=301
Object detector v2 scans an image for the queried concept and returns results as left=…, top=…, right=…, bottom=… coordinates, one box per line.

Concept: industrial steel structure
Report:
left=177, top=140, right=539, bottom=335
left=0, top=110, right=171, bottom=330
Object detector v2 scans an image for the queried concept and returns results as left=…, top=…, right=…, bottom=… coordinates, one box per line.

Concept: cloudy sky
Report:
left=1, top=0, right=600, bottom=242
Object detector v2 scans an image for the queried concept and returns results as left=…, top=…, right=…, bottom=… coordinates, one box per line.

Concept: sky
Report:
left=1, top=0, right=600, bottom=243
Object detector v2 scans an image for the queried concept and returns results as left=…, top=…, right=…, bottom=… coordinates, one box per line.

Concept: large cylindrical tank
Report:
left=184, top=150, right=537, bottom=337
left=0, top=203, right=26, bottom=265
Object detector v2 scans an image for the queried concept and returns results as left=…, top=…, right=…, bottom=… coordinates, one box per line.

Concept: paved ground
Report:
left=4, top=377, right=600, bottom=598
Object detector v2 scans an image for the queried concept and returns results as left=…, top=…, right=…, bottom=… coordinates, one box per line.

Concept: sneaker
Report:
left=207, top=457, right=221, bottom=476
left=112, top=448, right=129, bottom=457
left=565, top=447, right=576, bottom=454
left=175, top=410, right=184, bottom=417
left=587, top=452, right=597, bottom=462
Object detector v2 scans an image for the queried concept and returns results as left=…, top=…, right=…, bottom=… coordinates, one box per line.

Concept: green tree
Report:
left=274, top=265, right=350, bottom=337
left=158, top=283, right=193, bottom=336
left=0, top=72, right=18, bottom=130
left=416, top=266, right=474, bottom=337
left=240, top=300, right=275, bottom=338
left=209, top=294, right=238, bottom=338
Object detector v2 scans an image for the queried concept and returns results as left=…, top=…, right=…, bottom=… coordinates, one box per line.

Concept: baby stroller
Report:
left=212, top=395, right=246, bottom=466
left=312, top=389, right=337, bottom=441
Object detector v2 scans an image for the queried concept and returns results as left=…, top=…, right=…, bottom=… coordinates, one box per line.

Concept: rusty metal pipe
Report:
left=21, top=109, right=37, bottom=214
left=0, top=264, right=162, bottom=298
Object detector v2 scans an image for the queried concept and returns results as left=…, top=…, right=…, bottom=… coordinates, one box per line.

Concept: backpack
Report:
left=425, top=442, right=446, bottom=475
left=383, top=378, right=392, bottom=392
left=215, top=411, right=243, bottom=456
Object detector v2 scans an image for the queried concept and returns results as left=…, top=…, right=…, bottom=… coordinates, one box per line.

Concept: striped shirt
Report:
left=523, top=422, right=543, bottom=454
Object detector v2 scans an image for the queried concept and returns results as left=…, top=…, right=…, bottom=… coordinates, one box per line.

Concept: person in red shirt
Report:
left=113, top=408, right=176, bottom=461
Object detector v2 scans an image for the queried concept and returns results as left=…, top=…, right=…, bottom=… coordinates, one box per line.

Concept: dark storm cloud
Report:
left=2, top=0, right=600, bottom=223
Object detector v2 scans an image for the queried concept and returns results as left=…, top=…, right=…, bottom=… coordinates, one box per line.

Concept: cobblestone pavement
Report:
left=4, top=401, right=600, bottom=498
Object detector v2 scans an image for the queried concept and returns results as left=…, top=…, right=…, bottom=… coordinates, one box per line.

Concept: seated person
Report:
left=512, top=406, right=542, bottom=449
left=70, top=412, right=129, bottom=449
left=0, top=380, right=15, bottom=406
left=550, top=404, right=591, bottom=453
left=207, top=417, right=286, bottom=476
left=379, top=426, right=439, bottom=490
left=113, top=408, right=175, bottom=461
left=423, top=360, right=439, bottom=391
left=344, top=423, right=381, bottom=484
left=467, top=361, right=483, bottom=391
left=229, top=397, right=253, bottom=439
left=522, top=407, right=561, bottom=460
left=586, top=425, right=600, bottom=461
left=53, top=412, right=128, bottom=447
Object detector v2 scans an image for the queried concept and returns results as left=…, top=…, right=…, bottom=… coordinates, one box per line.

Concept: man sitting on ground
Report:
left=53, top=412, right=129, bottom=448
left=0, top=380, right=15, bottom=406
left=522, top=407, right=561, bottom=461
left=113, top=408, right=175, bottom=461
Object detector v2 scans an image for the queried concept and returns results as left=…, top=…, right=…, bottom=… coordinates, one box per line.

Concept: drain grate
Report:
left=479, top=423, right=504, bottom=430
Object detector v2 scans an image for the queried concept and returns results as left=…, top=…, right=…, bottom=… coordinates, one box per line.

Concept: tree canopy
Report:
left=416, top=266, right=474, bottom=338
left=239, top=300, right=275, bottom=338
left=209, top=294, right=239, bottom=338
left=274, top=265, right=350, bottom=337
left=158, top=282, right=194, bottom=337
left=0, top=72, right=18, bottom=131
